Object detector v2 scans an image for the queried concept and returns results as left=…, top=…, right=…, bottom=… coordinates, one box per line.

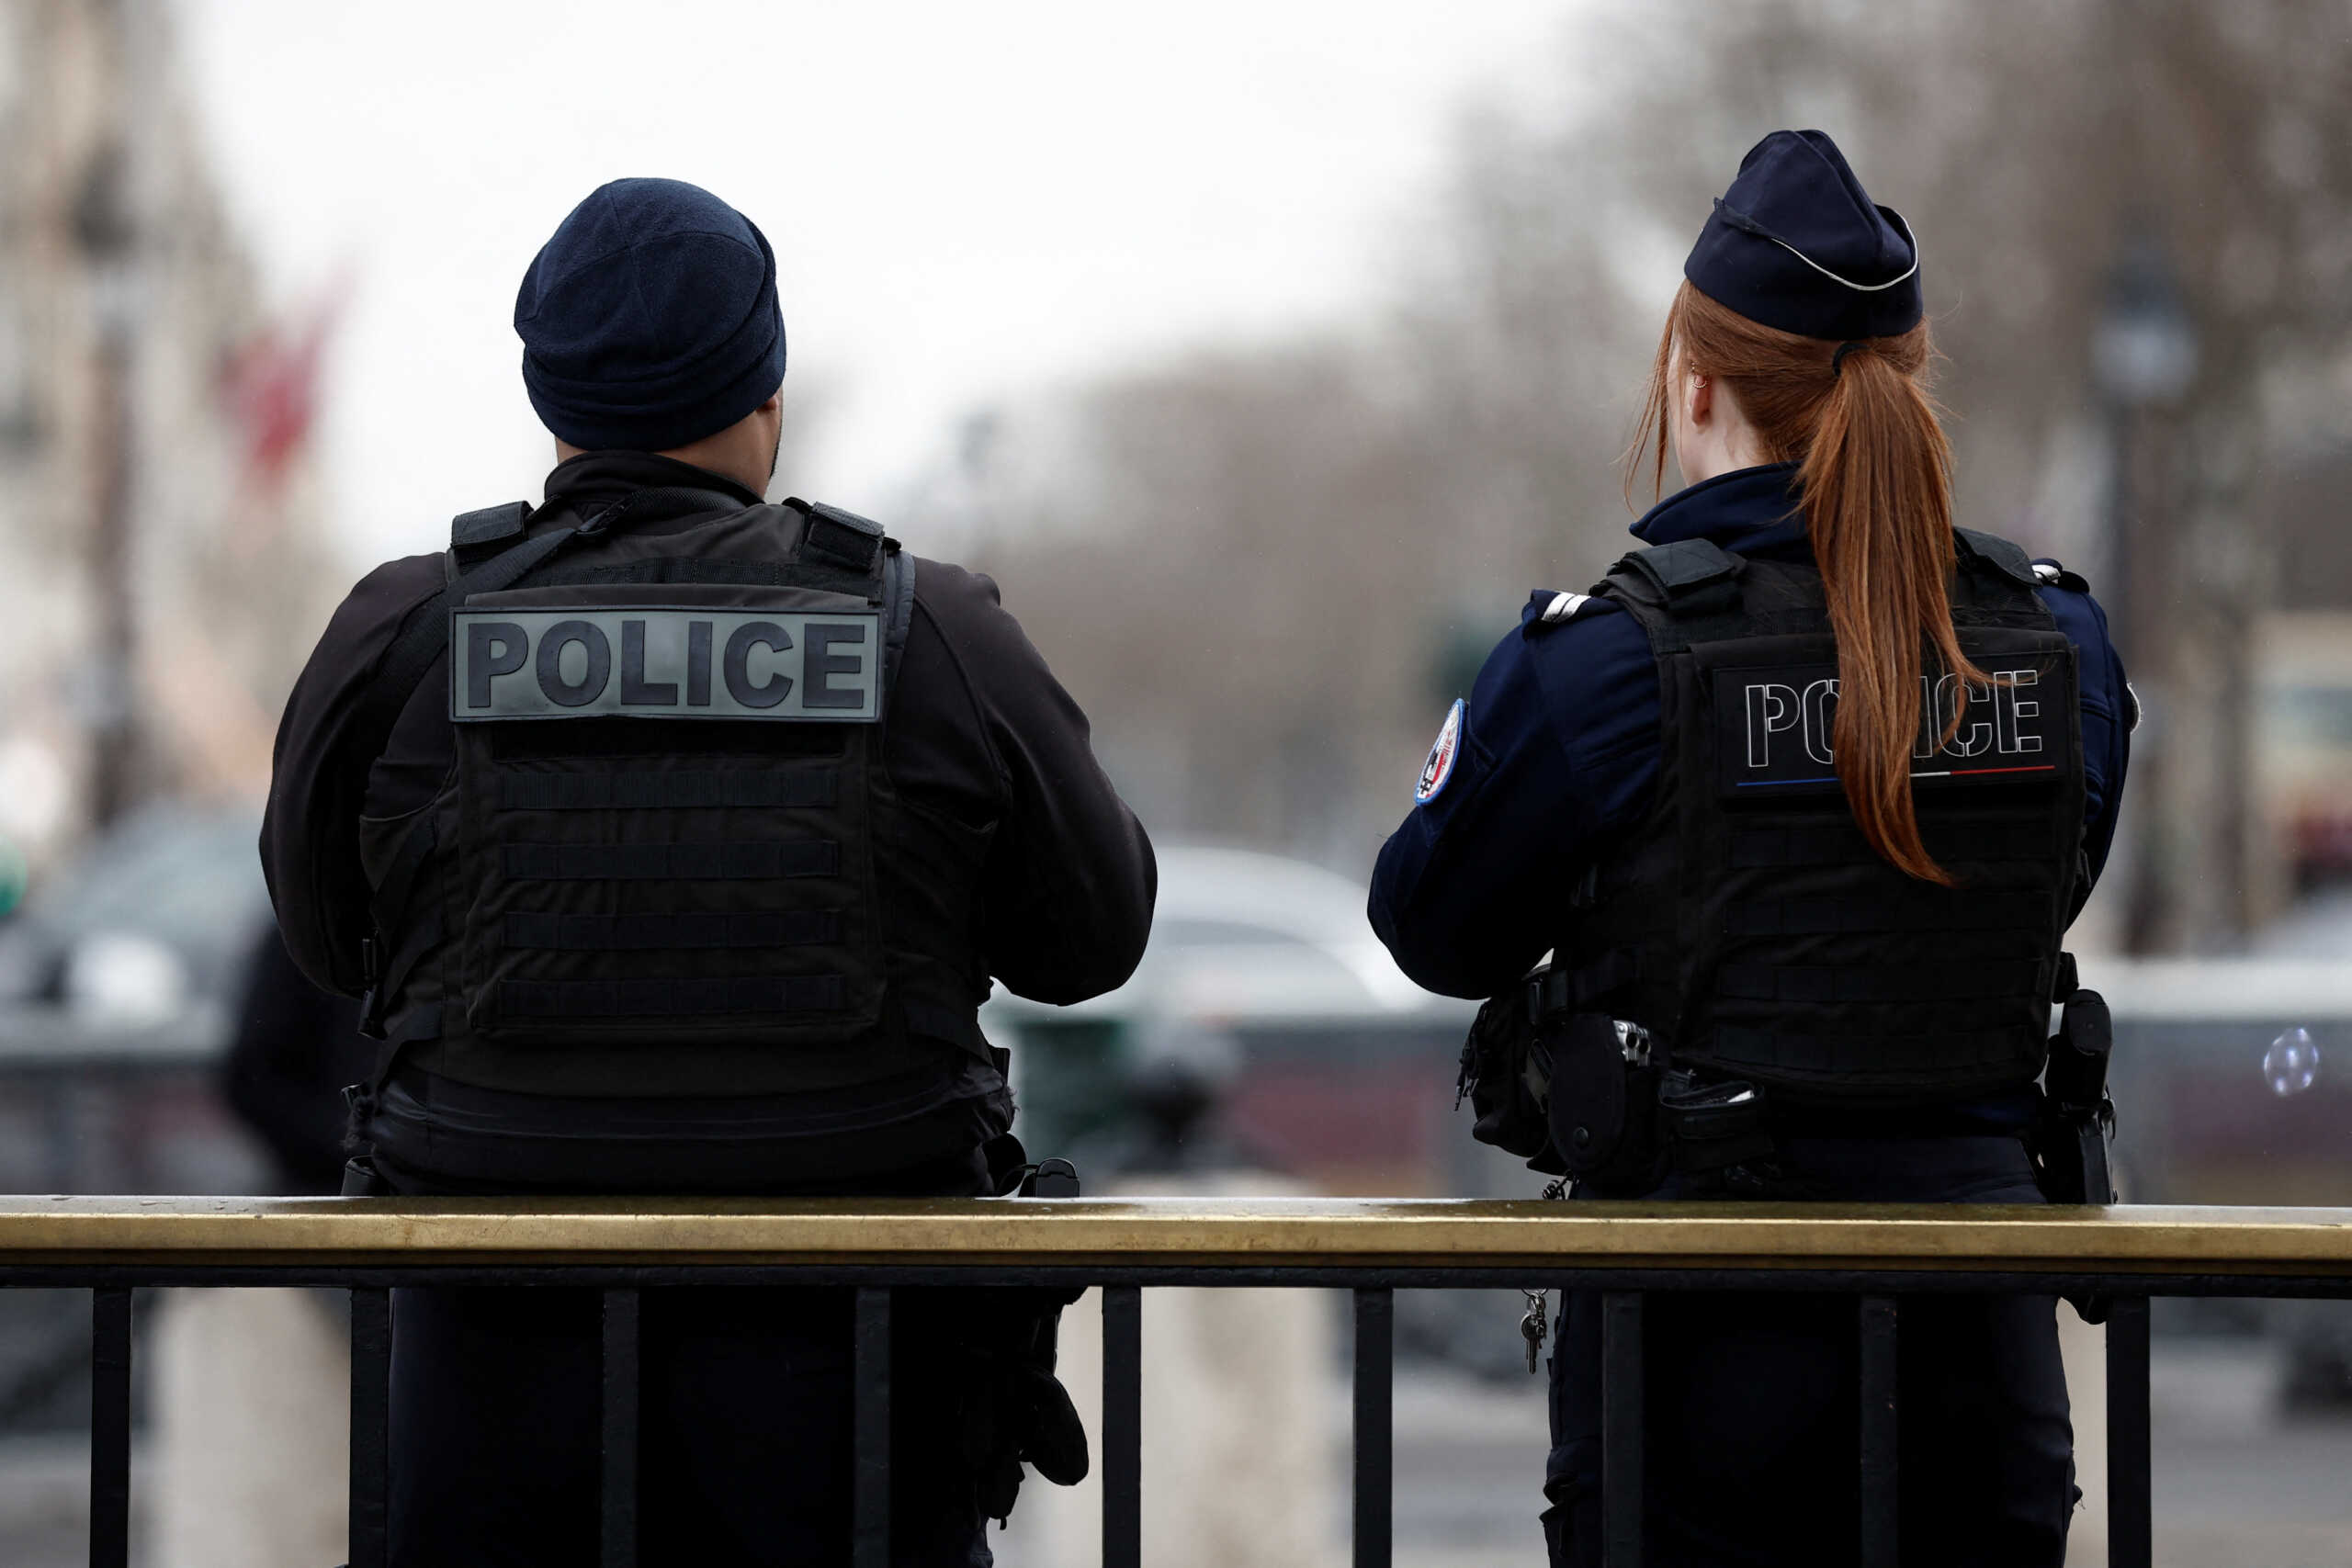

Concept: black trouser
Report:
left=377, top=1146, right=999, bottom=1567
left=387, top=1284, right=992, bottom=1567
left=1542, top=1136, right=2076, bottom=1568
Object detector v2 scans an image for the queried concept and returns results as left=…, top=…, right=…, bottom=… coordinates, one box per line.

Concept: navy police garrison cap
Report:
left=514, top=177, right=787, bottom=453
left=1683, top=130, right=1922, bottom=342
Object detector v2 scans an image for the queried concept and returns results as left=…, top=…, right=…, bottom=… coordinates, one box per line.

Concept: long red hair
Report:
left=1628, top=280, right=1990, bottom=885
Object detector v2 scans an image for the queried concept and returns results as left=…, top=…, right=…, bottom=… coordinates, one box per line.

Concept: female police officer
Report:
left=1369, top=130, right=2132, bottom=1567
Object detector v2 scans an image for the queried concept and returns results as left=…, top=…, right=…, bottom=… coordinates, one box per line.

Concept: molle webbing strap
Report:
left=500, top=910, right=843, bottom=951
left=500, top=840, right=842, bottom=881
left=1730, top=822, right=2050, bottom=868
left=1724, top=890, right=2050, bottom=938
left=496, top=768, right=839, bottom=812
left=528, top=556, right=879, bottom=599
left=487, top=975, right=848, bottom=1021
left=1717, top=959, right=2049, bottom=1005
left=1714, top=1024, right=2030, bottom=1075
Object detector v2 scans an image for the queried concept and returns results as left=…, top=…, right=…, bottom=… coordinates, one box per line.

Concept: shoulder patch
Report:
left=1416, top=698, right=1466, bottom=805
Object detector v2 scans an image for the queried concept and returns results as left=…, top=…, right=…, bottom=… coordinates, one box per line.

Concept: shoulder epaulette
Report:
left=1526, top=589, right=1610, bottom=628
left=2030, top=558, right=2090, bottom=593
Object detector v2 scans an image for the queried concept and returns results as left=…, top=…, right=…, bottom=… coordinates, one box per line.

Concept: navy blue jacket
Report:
left=1369, top=464, right=2132, bottom=1003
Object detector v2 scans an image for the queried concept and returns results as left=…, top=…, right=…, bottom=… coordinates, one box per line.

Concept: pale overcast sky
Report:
left=173, top=1, right=1581, bottom=569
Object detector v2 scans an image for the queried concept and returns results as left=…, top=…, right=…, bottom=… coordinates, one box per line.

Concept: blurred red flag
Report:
left=220, top=276, right=346, bottom=490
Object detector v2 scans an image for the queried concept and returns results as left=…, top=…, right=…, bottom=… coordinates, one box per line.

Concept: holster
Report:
left=2028, top=986, right=2117, bottom=1324
left=957, top=1285, right=1090, bottom=1525
left=962, top=1134, right=1089, bottom=1521
left=2030, top=988, right=2116, bottom=1207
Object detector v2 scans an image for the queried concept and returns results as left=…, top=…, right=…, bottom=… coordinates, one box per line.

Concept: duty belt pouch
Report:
left=1658, top=1070, right=1774, bottom=1175
left=448, top=580, right=890, bottom=1047
left=1457, top=991, right=1557, bottom=1163
left=1544, top=1014, right=1666, bottom=1195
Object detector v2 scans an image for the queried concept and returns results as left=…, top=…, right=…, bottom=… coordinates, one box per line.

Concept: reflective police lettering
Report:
left=451, top=605, right=883, bottom=722
left=723, top=621, right=793, bottom=709
left=804, top=622, right=871, bottom=709
left=1714, top=659, right=2065, bottom=794
left=536, top=620, right=610, bottom=707
left=466, top=622, right=527, bottom=709
left=1743, top=683, right=1798, bottom=768
left=619, top=619, right=678, bottom=705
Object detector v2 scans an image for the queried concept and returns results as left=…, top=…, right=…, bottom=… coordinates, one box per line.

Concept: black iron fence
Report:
left=11, top=1195, right=2352, bottom=1568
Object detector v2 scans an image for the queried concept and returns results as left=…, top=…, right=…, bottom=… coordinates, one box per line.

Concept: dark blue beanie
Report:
left=1683, top=130, right=1922, bottom=341
left=514, top=178, right=787, bottom=451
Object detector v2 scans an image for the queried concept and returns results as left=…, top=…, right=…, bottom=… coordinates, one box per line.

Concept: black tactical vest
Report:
left=1551, top=529, right=2087, bottom=1110
left=350, top=493, right=994, bottom=1100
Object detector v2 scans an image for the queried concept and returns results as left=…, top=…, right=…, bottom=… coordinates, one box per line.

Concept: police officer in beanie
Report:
left=264, top=178, right=1155, bottom=1564
left=1371, top=131, right=2131, bottom=1566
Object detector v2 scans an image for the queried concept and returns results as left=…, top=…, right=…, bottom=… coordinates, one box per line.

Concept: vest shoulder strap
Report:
left=1611, top=538, right=1747, bottom=613
left=451, top=500, right=530, bottom=550
left=786, top=497, right=889, bottom=572
left=1953, top=527, right=2041, bottom=589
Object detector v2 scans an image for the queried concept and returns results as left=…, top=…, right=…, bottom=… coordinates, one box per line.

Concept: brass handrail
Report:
left=0, top=1196, right=2348, bottom=1272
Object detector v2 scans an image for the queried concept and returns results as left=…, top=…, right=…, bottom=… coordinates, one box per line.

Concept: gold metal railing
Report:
left=1, top=1194, right=2349, bottom=1273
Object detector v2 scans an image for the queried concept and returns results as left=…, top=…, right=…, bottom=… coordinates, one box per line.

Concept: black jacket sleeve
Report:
left=906, top=561, right=1157, bottom=1003
left=260, top=552, right=446, bottom=997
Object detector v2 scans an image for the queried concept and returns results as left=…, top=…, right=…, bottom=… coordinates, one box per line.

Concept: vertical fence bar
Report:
left=1859, top=1296, right=1899, bottom=1568
left=2107, top=1296, right=2152, bottom=1568
left=1352, top=1288, right=1394, bottom=1568
left=88, top=1287, right=130, bottom=1568
left=348, top=1287, right=391, bottom=1568
left=1602, top=1292, right=1644, bottom=1568
left=601, top=1289, right=640, bottom=1568
left=853, top=1286, right=892, bottom=1568
left=1102, top=1285, right=1143, bottom=1568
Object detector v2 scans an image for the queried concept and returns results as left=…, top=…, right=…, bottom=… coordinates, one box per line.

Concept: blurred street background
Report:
left=0, top=0, right=2342, bottom=1562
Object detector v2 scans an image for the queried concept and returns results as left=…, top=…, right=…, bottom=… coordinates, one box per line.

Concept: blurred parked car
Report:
left=0, top=804, right=267, bottom=1034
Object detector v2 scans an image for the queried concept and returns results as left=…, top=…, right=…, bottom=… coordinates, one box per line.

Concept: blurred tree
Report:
left=973, top=0, right=2352, bottom=951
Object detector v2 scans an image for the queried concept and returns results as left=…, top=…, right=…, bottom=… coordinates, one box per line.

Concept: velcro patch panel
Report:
left=1711, top=651, right=2074, bottom=796
left=451, top=605, right=882, bottom=723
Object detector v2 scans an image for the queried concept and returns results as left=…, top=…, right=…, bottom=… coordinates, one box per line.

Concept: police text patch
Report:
left=1418, top=699, right=1464, bottom=804
left=451, top=606, right=882, bottom=723
left=1713, top=653, right=2073, bottom=795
